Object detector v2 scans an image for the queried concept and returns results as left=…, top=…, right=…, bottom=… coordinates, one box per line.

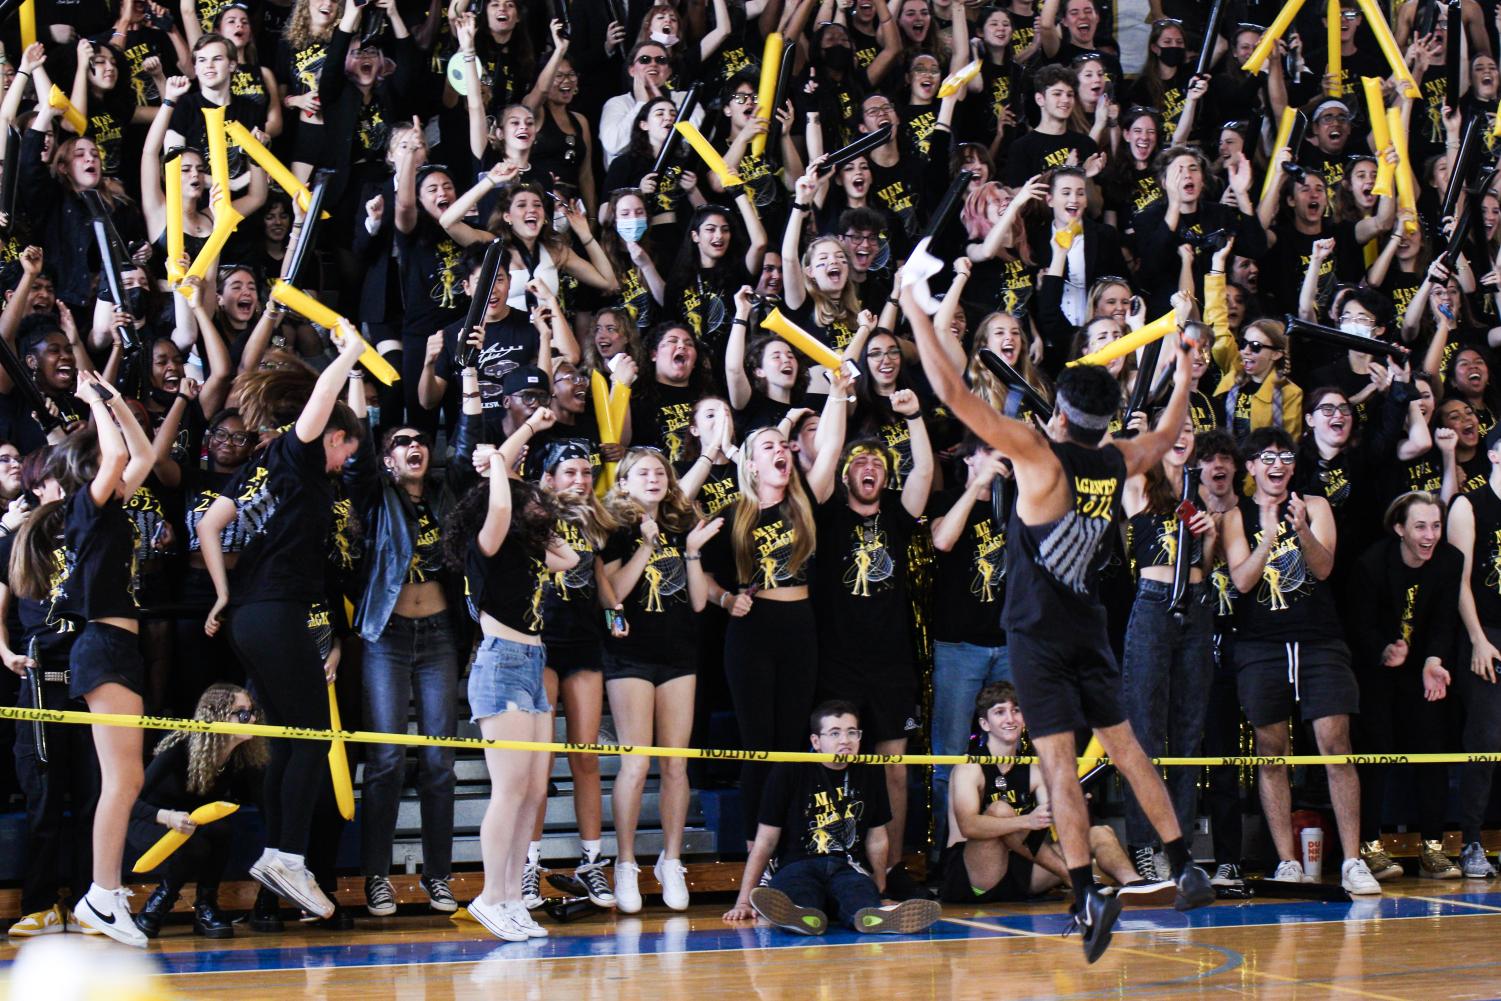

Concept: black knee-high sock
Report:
left=1069, top=865, right=1093, bottom=907
left=1164, top=838, right=1191, bottom=879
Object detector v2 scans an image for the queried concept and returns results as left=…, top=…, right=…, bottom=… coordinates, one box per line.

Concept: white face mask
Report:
left=553, top=210, right=571, bottom=235
left=650, top=30, right=679, bottom=46
left=1339, top=320, right=1374, bottom=339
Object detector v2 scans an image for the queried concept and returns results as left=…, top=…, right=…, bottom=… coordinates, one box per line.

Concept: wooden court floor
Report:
left=7, top=880, right=1501, bottom=1000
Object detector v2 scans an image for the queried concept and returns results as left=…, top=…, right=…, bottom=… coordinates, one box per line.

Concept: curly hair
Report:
left=603, top=448, right=697, bottom=534
left=153, top=683, right=269, bottom=796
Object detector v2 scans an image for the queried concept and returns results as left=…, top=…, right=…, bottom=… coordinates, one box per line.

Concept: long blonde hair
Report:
left=154, top=683, right=269, bottom=796
left=603, top=448, right=697, bottom=534
left=802, top=237, right=861, bottom=329
left=729, top=427, right=816, bottom=583
left=966, top=311, right=1053, bottom=410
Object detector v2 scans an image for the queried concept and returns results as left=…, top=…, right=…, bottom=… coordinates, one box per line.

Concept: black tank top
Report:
left=1002, top=440, right=1126, bottom=634
left=980, top=760, right=1036, bottom=815
left=1466, top=484, right=1501, bottom=627
left=1128, top=508, right=1202, bottom=573
left=530, top=107, right=583, bottom=191
left=1232, top=497, right=1339, bottom=642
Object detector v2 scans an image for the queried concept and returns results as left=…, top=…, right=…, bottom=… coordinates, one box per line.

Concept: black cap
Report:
left=501, top=365, right=550, bottom=396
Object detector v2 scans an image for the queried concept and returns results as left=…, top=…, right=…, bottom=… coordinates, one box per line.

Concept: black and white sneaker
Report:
left=1066, top=884, right=1123, bottom=965
left=365, top=875, right=397, bottom=917
left=1113, top=878, right=1176, bottom=907
left=522, top=861, right=547, bottom=910
left=421, top=876, right=458, bottom=913
left=1211, top=863, right=1243, bottom=887
left=1174, top=864, right=1216, bottom=911
left=574, top=860, right=616, bottom=907
left=1131, top=845, right=1162, bottom=882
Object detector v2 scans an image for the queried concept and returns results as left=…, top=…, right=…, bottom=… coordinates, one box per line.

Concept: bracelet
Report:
left=684, top=552, right=701, bottom=561
left=16, top=71, right=28, bottom=79
left=349, top=370, right=364, bottom=379
left=829, top=395, right=854, bottom=403
left=718, top=591, right=731, bottom=609
left=582, top=237, right=596, bottom=247
left=887, top=296, right=899, bottom=306
left=731, top=317, right=748, bottom=327
left=792, top=202, right=811, bottom=212
left=462, top=392, right=480, bottom=399
left=162, top=98, right=176, bottom=108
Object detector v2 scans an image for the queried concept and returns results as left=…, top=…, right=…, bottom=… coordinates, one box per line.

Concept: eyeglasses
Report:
left=389, top=432, right=431, bottom=449
left=231, top=707, right=261, bottom=724
left=866, top=348, right=903, bottom=361
left=1256, top=450, right=1297, bottom=465
left=512, top=389, right=553, bottom=405
left=553, top=371, right=587, bottom=386
left=819, top=728, right=862, bottom=739
left=636, top=54, right=670, bottom=65
left=1237, top=337, right=1273, bottom=353
left=209, top=429, right=254, bottom=446
left=842, top=231, right=879, bottom=246
left=863, top=100, right=896, bottom=113
left=1312, top=403, right=1353, bottom=417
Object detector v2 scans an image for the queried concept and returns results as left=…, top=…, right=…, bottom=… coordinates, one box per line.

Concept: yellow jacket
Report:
left=1205, top=271, right=1303, bottom=441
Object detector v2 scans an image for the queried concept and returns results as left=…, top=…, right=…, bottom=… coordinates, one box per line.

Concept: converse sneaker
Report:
left=1341, top=857, right=1383, bottom=896
left=74, top=885, right=147, bottom=948
left=1462, top=841, right=1499, bottom=878
left=466, top=895, right=528, bottom=943
left=1131, top=844, right=1162, bottom=882
left=7, top=905, right=64, bottom=937
left=574, top=859, right=616, bottom=907
left=654, top=856, right=690, bottom=911
left=521, top=861, right=546, bottom=910
left=1360, top=839, right=1403, bottom=882
left=505, top=901, right=548, bottom=938
left=260, top=853, right=335, bottom=919
left=1211, top=863, right=1243, bottom=887
left=365, top=875, right=397, bottom=917
left=1271, top=859, right=1309, bottom=883
left=421, top=875, right=458, bottom=913
left=615, top=861, right=642, bottom=914
left=1418, top=840, right=1462, bottom=880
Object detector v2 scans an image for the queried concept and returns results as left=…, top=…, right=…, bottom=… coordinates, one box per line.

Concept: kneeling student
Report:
left=722, top=701, right=941, bottom=935
left=940, top=683, right=1175, bottom=905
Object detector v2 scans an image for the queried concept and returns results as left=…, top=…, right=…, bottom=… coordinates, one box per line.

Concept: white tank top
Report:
left=508, top=245, right=560, bottom=310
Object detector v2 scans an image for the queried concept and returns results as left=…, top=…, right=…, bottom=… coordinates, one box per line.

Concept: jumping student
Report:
left=196, top=326, right=368, bottom=921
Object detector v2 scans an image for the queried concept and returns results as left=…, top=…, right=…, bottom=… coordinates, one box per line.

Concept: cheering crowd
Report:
left=3, top=0, right=1501, bottom=951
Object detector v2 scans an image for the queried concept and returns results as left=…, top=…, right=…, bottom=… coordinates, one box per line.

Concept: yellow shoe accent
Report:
left=450, top=906, right=479, bottom=925
left=8, top=905, right=65, bottom=937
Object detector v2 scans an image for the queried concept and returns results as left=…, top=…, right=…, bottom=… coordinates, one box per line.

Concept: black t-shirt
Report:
left=85, top=87, right=137, bottom=179
left=629, top=383, right=700, bottom=464
left=225, top=432, right=336, bottom=606
left=465, top=530, right=546, bottom=634
left=701, top=501, right=812, bottom=592
left=812, top=494, right=917, bottom=677
left=759, top=762, right=892, bottom=867
left=395, top=223, right=467, bottom=339
left=866, top=154, right=927, bottom=241
left=63, top=490, right=137, bottom=621
left=600, top=524, right=697, bottom=669
left=10, top=526, right=80, bottom=663
left=406, top=499, right=444, bottom=584
left=929, top=487, right=1006, bottom=648
left=435, top=310, right=540, bottom=429
left=1002, top=129, right=1099, bottom=187
left=676, top=457, right=741, bottom=516
left=168, top=91, right=264, bottom=181
left=540, top=517, right=602, bottom=645
left=1231, top=496, right=1342, bottom=642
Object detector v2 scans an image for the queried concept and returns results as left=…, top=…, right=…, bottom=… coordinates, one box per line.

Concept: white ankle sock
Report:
left=580, top=840, right=601, bottom=863
left=527, top=841, right=542, bottom=867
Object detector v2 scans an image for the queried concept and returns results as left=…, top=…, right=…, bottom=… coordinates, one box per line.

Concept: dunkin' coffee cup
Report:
left=1300, top=826, right=1324, bottom=880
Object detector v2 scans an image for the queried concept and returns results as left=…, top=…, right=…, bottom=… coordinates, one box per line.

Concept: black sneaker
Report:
left=1067, top=884, right=1123, bottom=965
left=882, top=863, right=934, bottom=901
left=749, top=887, right=827, bottom=936
left=365, top=875, right=397, bottom=917
left=1130, top=844, right=1161, bottom=882
left=1174, top=864, right=1215, bottom=911
left=1113, top=878, right=1176, bottom=907
left=852, top=899, right=941, bottom=935
left=573, top=860, right=616, bottom=908
left=248, top=887, right=283, bottom=933
left=421, top=875, right=458, bottom=913
left=1211, top=863, right=1243, bottom=887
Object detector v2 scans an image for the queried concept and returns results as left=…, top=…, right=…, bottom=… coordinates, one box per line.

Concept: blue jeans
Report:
left=930, top=640, right=1011, bottom=843
left=771, top=855, right=882, bottom=929
left=361, top=612, right=458, bottom=877
left=1120, top=579, right=1214, bottom=849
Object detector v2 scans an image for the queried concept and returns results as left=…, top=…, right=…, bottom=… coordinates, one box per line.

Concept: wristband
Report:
left=718, top=591, right=731, bottom=609
left=162, top=98, right=176, bottom=108
left=731, top=317, right=748, bottom=327
left=792, top=202, right=811, bottom=212
left=684, top=552, right=701, bottom=561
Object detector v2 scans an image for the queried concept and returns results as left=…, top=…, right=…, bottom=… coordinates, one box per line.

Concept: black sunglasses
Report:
left=389, top=432, right=431, bottom=449
left=231, top=707, right=261, bottom=724
left=636, top=54, right=670, bottom=65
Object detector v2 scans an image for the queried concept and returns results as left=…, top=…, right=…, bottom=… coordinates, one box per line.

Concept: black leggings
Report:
left=228, top=600, right=329, bottom=857
left=1461, top=626, right=1501, bottom=844
left=1355, top=659, right=1448, bottom=842
left=723, top=598, right=818, bottom=842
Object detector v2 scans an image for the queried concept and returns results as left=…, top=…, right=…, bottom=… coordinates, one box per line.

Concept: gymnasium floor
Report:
left=7, top=881, right=1501, bottom=1000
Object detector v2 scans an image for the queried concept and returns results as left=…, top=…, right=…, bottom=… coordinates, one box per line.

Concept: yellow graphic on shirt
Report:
left=1074, top=476, right=1118, bottom=520
left=752, top=517, right=798, bottom=589
left=1157, top=518, right=1179, bottom=569
left=638, top=538, right=686, bottom=613
left=432, top=238, right=463, bottom=309
left=546, top=518, right=594, bottom=595
left=1212, top=561, right=1234, bottom=616
left=805, top=785, right=863, bottom=855
left=1486, top=530, right=1501, bottom=594
left=970, top=520, right=1005, bottom=603
left=844, top=522, right=894, bottom=597
left=1252, top=520, right=1308, bottom=611
left=1400, top=583, right=1418, bottom=645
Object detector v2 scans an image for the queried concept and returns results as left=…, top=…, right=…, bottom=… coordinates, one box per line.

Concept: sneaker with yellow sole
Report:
left=1419, top=840, right=1462, bottom=879
left=1360, top=840, right=1404, bottom=882
left=7, top=905, right=64, bottom=937
left=65, top=910, right=102, bottom=935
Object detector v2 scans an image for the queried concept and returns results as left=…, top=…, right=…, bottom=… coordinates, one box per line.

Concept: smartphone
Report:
left=1176, top=499, right=1199, bottom=523
left=604, top=608, right=625, bottom=632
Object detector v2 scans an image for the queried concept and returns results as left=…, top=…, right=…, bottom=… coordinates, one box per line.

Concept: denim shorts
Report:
left=468, top=636, right=551, bottom=721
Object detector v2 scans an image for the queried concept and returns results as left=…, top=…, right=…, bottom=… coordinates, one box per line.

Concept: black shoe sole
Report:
left=853, top=899, right=941, bottom=935
left=194, top=925, right=234, bottom=939
left=1082, top=893, right=1123, bottom=964
left=750, top=887, right=827, bottom=936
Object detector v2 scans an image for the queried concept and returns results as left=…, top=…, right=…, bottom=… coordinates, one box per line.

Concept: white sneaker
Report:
left=505, top=901, right=549, bottom=938
left=262, top=853, right=335, bottom=918
left=654, top=856, right=690, bottom=911
left=74, top=885, right=147, bottom=948
left=1271, top=860, right=1310, bottom=884
left=7, top=905, right=65, bottom=937
left=466, top=896, right=528, bottom=942
left=615, top=861, right=642, bottom=914
left=1341, top=858, right=1383, bottom=896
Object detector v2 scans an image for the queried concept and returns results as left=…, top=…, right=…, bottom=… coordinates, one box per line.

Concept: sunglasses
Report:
left=389, top=433, right=431, bottom=449
left=1256, top=450, right=1297, bottom=465
left=231, top=707, right=261, bottom=724
left=1237, top=337, right=1273, bottom=353
left=636, top=54, right=670, bottom=65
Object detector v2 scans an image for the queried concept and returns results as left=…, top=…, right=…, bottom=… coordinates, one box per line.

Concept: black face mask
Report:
left=822, top=45, right=853, bottom=71
left=125, top=287, right=147, bottom=318
left=1158, top=47, right=1186, bottom=68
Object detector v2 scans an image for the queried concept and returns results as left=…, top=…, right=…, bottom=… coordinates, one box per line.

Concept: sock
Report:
left=1163, top=838, right=1191, bottom=879
left=86, top=883, right=115, bottom=907
left=257, top=846, right=276, bottom=865
left=580, top=839, right=601, bottom=863
left=527, top=841, right=542, bottom=867
left=1069, top=866, right=1093, bottom=908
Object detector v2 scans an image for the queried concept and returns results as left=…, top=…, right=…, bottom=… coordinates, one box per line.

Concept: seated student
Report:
left=939, top=682, right=1172, bottom=905
left=722, top=700, right=941, bottom=936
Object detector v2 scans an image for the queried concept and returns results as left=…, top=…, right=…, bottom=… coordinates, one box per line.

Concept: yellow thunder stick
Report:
left=327, top=682, right=355, bottom=821
left=608, top=382, right=631, bottom=437
left=132, top=801, right=240, bottom=873
left=938, top=58, right=982, bottom=98
left=591, top=369, right=619, bottom=491
left=1240, top=0, right=1307, bottom=74
left=751, top=32, right=782, bottom=156
left=19, top=0, right=34, bottom=49
left=1261, top=106, right=1298, bottom=200
left=1388, top=107, right=1417, bottom=232
left=203, top=105, right=231, bottom=204
left=180, top=201, right=245, bottom=295
left=165, top=154, right=185, bottom=283
left=675, top=122, right=742, bottom=186
left=224, top=121, right=330, bottom=218
left=47, top=85, right=87, bottom=134
left=1326, top=0, right=1342, bottom=97
left=1068, top=310, right=1176, bottom=367
left=761, top=307, right=847, bottom=374
left=1362, top=77, right=1393, bottom=196
left=270, top=280, right=401, bottom=385
left=1355, top=0, right=1420, bottom=98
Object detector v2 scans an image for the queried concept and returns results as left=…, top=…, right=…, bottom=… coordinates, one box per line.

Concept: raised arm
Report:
left=477, top=451, right=514, bottom=557
left=523, top=20, right=570, bottom=116
left=781, top=163, right=818, bottom=310
left=294, top=321, right=366, bottom=443
left=726, top=285, right=755, bottom=409
left=807, top=369, right=852, bottom=502
left=892, top=389, right=933, bottom=516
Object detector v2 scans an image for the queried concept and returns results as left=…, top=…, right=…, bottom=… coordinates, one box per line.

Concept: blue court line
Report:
left=7, top=890, right=1501, bottom=979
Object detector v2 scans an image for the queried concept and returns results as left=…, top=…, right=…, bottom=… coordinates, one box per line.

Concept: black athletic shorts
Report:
left=1234, top=638, right=1358, bottom=727
left=69, top=620, right=144, bottom=699
left=1007, top=628, right=1124, bottom=738
left=544, top=637, right=604, bottom=677
left=938, top=840, right=1037, bottom=903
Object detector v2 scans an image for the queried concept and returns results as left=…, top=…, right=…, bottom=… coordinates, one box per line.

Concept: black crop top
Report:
left=465, top=531, right=546, bottom=635
left=62, top=490, right=138, bottom=621
left=1128, top=508, right=1203, bottom=573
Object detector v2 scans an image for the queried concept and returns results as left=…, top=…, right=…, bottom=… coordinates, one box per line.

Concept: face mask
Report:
left=126, top=287, right=147, bottom=317
left=1339, top=321, right=1374, bottom=339
left=616, top=217, right=648, bottom=243
left=367, top=404, right=380, bottom=427
left=1158, top=47, right=1186, bottom=67
left=651, top=30, right=678, bottom=46
left=823, top=46, right=853, bottom=70
left=553, top=210, right=570, bottom=235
